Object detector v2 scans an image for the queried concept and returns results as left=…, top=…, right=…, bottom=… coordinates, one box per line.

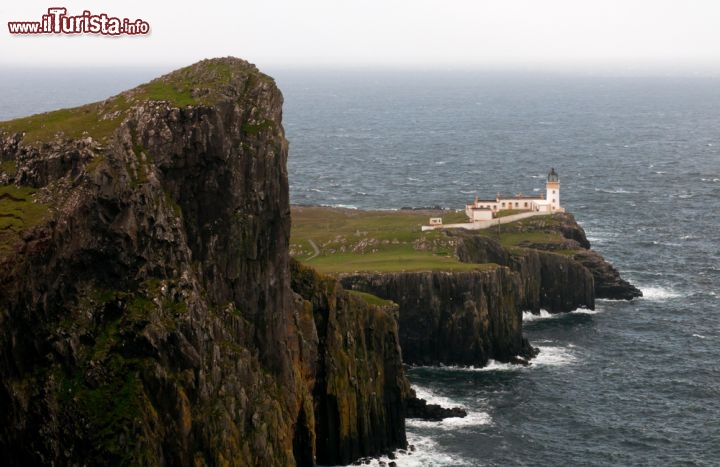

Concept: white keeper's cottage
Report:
left=465, top=168, right=564, bottom=222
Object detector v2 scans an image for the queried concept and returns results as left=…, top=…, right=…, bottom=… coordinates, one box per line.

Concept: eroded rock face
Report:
left=341, top=213, right=639, bottom=366
left=291, top=261, right=410, bottom=465
left=339, top=268, right=536, bottom=366
left=0, top=58, right=409, bottom=466
left=455, top=212, right=641, bottom=303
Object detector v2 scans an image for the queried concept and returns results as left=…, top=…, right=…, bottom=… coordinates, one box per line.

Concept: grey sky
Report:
left=2, top=0, right=720, bottom=73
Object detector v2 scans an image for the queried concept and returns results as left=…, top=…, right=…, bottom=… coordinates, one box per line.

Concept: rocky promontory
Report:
left=292, top=207, right=640, bottom=367
left=0, top=58, right=411, bottom=466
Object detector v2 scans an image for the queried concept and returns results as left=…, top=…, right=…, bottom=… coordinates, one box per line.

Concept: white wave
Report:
left=692, top=334, right=707, bottom=339
left=319, top=203, right=358, bottom=210
left=524, top=307, right=600, bottom=322
left=522, top=309, right=555, bottom=321
left=479, top=360, right=519, bottom=371
left=434, top=160, right=448, bottom=166
left=412, top=385, right=462, bottom=410
left=416, top=356, right=543, bottom=373
left=640, top=286, right=681, bottom=301
left=360, top=431, right=472, bottom=467
left=413, top=360, right=520, bottom=373
left=533, top=345, right=577, bottom=367
left=572, top=306, right=602, bottom=315
left=309, top=188, right=329, bottom=193
left=410, top=344, right=577, bottom=374
left=407, top=385, right=491, bottom=433
left=460, top=190, right=475, bottom=194
left=652, top=240, right=681, bottom=247
left=594, top=188, right=639, bottom=194
left=406, top=411, right=492, bottom=430
left=407, top=177, right=423, bottom=182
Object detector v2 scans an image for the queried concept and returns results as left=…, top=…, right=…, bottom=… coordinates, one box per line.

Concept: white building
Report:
left=465, top=168, right=564, bottom=222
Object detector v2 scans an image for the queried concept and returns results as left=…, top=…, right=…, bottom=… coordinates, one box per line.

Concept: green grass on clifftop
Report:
left=290, top=206, right=492, bottom=274
left=0, top=58, right=272, bottom=145
left=0, top=185, right=50, bottom=257
left=291, top=207, right=584, bottom=274
left=473, top=214, right=575, bottom=251
left=0, top=97, right=132, bottom=144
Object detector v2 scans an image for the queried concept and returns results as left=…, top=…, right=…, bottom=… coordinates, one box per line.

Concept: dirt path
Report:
left=307, top=239, right=320, bottom=261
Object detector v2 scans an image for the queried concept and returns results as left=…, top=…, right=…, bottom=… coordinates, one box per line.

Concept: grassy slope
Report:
left=291, top=206, right=486, bottom=274
left=0, top=185, right=50, bottom=258
left=291, top=206, right=575, bottom=274
left=0, top=58, right=268, bottom=146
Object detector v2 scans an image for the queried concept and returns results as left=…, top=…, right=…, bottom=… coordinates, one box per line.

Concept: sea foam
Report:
left=409, top=385, right=492, bottom=430
left=640, top=286, right=681, bottom=301
left=522, top=309, right=555, bottom=321
left=359, top=431, right=472, bottom=467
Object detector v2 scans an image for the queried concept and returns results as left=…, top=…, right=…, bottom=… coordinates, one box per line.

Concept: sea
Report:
left=1, top=67, right=719, bottom=466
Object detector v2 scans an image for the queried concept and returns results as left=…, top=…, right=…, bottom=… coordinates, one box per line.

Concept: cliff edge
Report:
left=290, top=207, right=640, bottom=367
left=0, top=58, right=410, bottom=466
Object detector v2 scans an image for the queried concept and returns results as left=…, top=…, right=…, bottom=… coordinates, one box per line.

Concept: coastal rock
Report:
left=455, top=212, right=641, bottom=302
left=405, top=396, right=467, bottom=421
left=340, top=268, right=536, bottom=366
left=573, top=250, right=642, bottom=300
left=0, top=58, right=409, bottom=466
left=291, top=260, right=410, bottom=465
left=455, top=233, right=595, bottom=313
left=340, top=212, right=638, bottom=366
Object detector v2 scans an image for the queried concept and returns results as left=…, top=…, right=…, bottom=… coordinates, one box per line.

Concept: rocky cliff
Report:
left=454, top=213, right=642, bottom=305
left=340, top=213, right=640, bottom=366
left=0, top=58, right=410, bottom=466
left=339, top=268, right=535, bottom=366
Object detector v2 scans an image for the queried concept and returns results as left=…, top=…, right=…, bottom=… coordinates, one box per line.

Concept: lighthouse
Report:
left=546, top=168, right=560, bottom=211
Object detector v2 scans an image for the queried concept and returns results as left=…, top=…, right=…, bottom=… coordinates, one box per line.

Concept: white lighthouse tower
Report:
left=546, top=168, right=560, bottom=211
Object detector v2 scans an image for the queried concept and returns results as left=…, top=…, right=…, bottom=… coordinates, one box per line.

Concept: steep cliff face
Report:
left=339, top=213, right=639, bottom=366
left=291, top=261, right=410, bottom=465
left=0, top=58, right=409, bottom=466
left=455, top=212, right=641, bottom=304
left=339, top=267, right=535, bottom=366
left=455, top=234, right=595, bottom=313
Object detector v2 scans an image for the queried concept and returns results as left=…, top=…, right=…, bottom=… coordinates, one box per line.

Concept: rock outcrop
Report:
left=339, top=268, right=536, bottom=366
left=0, top=58, right=410, bottom=466
left=340, top=213, right=639, bottom=366
left=291, top=261, right=410, bottom=465
left=405, top=396, right=467, bottom=421
left=455, top=212, right=642, bottom=303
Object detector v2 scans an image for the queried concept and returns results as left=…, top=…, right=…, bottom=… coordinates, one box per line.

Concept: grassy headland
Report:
left=0, top=58, right=269, bottom=145
left=290, top=206, right=577, bottom=274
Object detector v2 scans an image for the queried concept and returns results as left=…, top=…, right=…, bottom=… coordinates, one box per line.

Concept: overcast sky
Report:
left=2, top=1, right=720, bottom=74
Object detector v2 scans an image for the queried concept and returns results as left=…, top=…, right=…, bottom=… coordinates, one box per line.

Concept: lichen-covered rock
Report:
left=0, top=58, right=410, bottom=466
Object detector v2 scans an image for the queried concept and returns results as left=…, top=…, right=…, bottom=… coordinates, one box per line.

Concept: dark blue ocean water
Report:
left=2, top=68, right=719, bottom=466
